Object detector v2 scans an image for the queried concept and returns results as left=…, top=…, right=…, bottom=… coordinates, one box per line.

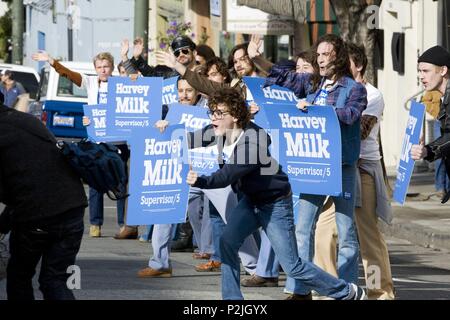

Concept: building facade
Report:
left=23, top=0, right=134, bottom=71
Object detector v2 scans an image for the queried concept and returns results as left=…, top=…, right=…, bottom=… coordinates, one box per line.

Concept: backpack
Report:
left=57, top=140, right=129, bottom=200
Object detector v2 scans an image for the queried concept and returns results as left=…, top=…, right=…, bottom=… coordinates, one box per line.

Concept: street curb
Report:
left=380, top=217, right=450, bottom=251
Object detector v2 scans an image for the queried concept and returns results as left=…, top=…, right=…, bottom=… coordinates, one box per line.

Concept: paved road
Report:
left=1, top=197, right=450, bottom=300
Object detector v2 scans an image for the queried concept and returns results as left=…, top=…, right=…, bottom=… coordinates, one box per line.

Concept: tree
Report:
left=329, top=0, right=382, bottom=84
left=0, top=0, right=13, bottom=62
left=238, top=0, right=382, bottom=83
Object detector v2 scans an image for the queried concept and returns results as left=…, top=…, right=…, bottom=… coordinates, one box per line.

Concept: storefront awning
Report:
left=236, top=0, right=308, bottom=23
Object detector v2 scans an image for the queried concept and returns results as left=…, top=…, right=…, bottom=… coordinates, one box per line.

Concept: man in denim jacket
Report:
left=260, top=34, right=367, bottom=299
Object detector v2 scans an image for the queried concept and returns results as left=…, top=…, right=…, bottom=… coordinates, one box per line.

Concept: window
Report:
left=57, top=76, right=87, bottom=98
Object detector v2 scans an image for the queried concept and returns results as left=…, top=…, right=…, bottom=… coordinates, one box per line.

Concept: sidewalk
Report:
left=381, top=170, right=450, bottom=251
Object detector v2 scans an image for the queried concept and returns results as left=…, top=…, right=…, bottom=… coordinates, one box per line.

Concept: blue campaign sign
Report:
left=106, top=76, right=163, bottom=139
left=83, top=104, right=122, bottom=143
left=164, top=103, right=219, bottom=176
left=162, top=76, right=179, bottom=105
left=164, top=103, right=211, bottom=132
left=243, top=76, right=299, bottom=106
left=265, top=104, right=342, bottom=196
left=393, top=101, right=426, bottom=205
left=126, top=124, right=190, bottom=225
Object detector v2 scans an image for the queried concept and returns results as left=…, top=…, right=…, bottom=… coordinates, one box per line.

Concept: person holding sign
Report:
left=185, top=88, right=367, bottom=300
left=312, top=43, right=395, bottom=300
left=411, top=46, right=450, bottom=204
left=255, top=34, right=368, bottom=299
left=31, top=51, right=137, bottom=240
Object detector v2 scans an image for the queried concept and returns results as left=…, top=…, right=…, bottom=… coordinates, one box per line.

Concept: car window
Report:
left=57, top=76, right=88, bottom=98
left=11, top=71, right=39, bottom=99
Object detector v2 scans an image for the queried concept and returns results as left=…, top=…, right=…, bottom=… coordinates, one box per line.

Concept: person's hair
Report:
left=347, top=42, right=368, bottom=77
left=117, top=61, right=125, bottom=72
left=93, top=52, right=114, bottom=69
left=227, top=43, right=256, bottom=78
left=2, top=70, right=14, bottom=80
left=208, top=88, right=251, bottom=128
left=310, top=34, right=352, bottom=91
left=195, top=44, right=216, bottom=61
left=296, top=50, right=315, bottom=65
left=201, top=57, right=231, bottom=83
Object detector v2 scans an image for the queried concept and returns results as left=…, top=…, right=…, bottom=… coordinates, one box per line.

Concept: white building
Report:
left=378, top=0, right=442, bottom=169
left=22, top=0, right=134, bottom=71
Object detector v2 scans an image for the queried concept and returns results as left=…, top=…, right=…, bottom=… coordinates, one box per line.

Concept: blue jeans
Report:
left=220, top=194, right=351, bottom=300
left=89, top=188, right=125, bottom=226
left=88, top=143, right=129, bottom=227
left=285, top=164, right=359, bottom=295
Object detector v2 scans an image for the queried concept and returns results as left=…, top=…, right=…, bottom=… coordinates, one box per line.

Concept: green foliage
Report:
left=0, top=1, right=12, bottom=62
left=156, top=20, right=195, bottom=50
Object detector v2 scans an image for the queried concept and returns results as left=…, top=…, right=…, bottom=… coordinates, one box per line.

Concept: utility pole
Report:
left=134, top=0, right=149, bottom=57
left=11, top=0, right=24, bottom=65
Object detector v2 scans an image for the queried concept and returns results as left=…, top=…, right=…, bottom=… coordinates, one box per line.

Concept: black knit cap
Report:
left=171, top=36, right=196, bottom=52
left=418, top=46, right=450, bottom=68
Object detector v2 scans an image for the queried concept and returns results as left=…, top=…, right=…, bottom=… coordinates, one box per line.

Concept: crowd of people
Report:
left=1, top=29, right=450, bottom=301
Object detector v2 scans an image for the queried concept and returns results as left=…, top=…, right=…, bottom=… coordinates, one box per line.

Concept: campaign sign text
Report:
left=243, top=76, right=299, bottom=106
left=162, top=76, right=179, bottom=105
left=107, top=76, right=163, bottom=139
left=126, top=125, right=190, bottom=225
left=83, top=104, right=122, bottom=143
left=265, top=104, right=342, bottom=196
left=393, top=101, right=426, bottom=205
left=165, top=103, right=219, bottom=176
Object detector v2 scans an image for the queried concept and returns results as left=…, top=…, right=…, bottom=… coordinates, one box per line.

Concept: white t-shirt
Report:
left=360, top=83, right=384, bottom=160
left=222, top=132, right=244, bottom=163
left=81, top=74, right=108, bottom=105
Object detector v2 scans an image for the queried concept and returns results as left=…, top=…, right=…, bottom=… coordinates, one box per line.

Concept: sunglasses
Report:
left=174, top=48, right=191, bottom=58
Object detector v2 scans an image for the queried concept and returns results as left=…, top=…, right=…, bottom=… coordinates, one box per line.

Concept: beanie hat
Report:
left=171, top=36, right=196, bottom=53
left=418, top=46, right=450, bottom=68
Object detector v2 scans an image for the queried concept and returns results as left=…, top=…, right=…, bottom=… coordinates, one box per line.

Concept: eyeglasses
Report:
left=207, top=109, right=230, bottom=120
left=174, top=48, right=191, bottom=58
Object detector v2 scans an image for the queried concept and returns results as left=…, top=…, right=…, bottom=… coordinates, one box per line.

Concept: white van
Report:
left=0, top=63, right=40, bottom=101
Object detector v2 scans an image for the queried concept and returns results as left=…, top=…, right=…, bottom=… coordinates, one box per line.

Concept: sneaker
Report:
left=114, top=226, right=138, bottom=239
left=285, top=293, right=313, bottom=300
left=241, top=275, right=278, bottom=287
left=89, top=225, right=101, bottom=238
left=195, top=260, right=221, bottom=272
left=348, top=283, right=367, bottom=300
left=137, top=267, right=172, bottom=278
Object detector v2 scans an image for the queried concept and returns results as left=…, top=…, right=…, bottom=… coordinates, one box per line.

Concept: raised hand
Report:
left=121, top=39, right=130, bottom=61
left=133, top=37, right=144, bottom=59
left=155, top=51, right=177, bottom=69
left=32, top=51, right=54, bottom=65
left=248, top=34, right=263, bottom=59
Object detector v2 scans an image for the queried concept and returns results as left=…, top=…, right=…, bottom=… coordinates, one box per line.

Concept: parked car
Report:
left=0, top=63, right=40, bottom=102
left=30, top=62, right=94, bottom=139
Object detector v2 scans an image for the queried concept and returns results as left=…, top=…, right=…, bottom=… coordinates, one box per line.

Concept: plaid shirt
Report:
left=265, top=65, right=367, bottom=125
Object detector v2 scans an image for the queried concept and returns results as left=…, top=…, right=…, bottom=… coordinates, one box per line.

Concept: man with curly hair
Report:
left=256, top=34, right=368, bottom=299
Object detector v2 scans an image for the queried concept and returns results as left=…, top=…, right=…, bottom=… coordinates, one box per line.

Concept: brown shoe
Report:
left=195, top=260, right=221, bottom=272
left=192, top=253, right=212, bottom=260
left=137, top=267, right=172, bottom=278
left=285, top=293, right=313, bottom=300
left=114, top=226, right=138, bottom=240
left=241, top=275, right=278, bottom=287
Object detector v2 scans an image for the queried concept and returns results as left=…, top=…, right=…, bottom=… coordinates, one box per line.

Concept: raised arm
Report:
left=32, top=51, right=82, bottom=87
